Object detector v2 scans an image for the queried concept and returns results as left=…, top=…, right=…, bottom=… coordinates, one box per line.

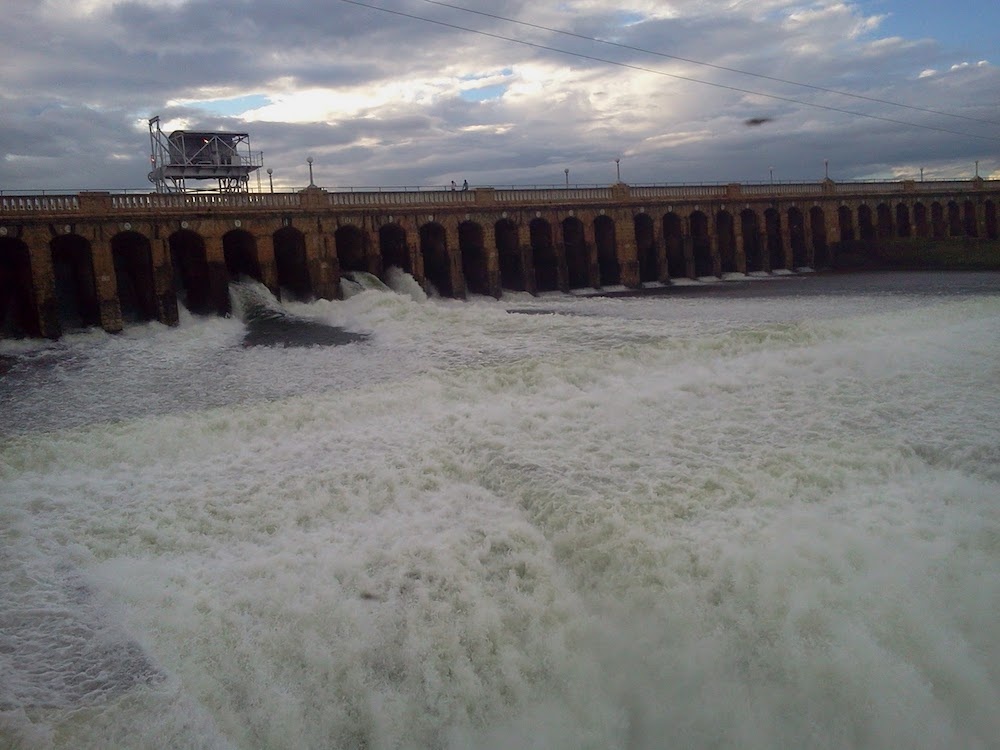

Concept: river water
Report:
left=1, top=271, right=998, bottom=749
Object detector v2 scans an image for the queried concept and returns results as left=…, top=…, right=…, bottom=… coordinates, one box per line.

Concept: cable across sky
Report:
left=339, top=0, right=1000, bottom=143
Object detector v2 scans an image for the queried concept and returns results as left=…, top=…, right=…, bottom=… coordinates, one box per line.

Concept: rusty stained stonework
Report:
left=0, top=180, right=998, bottom=339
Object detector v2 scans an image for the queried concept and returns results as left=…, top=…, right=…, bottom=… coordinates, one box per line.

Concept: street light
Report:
left=769, top=166, right=774, bottom=185
left=824, top=159, right=829, bottom=180
left=615, top=158, right=621, bottom=183
left=564, top=168, right=569, bottom=187
left=307, top=156, right=315, bottom=187
left=267, top=167, right=274, bottom=193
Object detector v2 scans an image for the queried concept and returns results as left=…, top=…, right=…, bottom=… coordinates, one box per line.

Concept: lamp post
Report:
left=307, top=156, right=315, bottom=187
left=975, top=160, right=979, bottom=178
left=769, top=166, right=774, bottom=185
left=564, top=168, right=569, bottom=188
left=267, top=168, right=274, bottom=193
left=824, top=159, right=829, bottom=180
left=615, top=158, right=621, bottom=183
left=920, top=167, right=924, bottom=182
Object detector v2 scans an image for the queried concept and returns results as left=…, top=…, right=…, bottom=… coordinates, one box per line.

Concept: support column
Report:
left=802, top=208, right=815, bottom=268
left=974, top=201, right=987, bottom=238
left=482, top=217, right=502, bottom=298
left=21, top=226, right=60, bottom=338
left=708, top=212, right=722, bottom=277
left=254, top=231, right=280, bottom=296
left=151, top=232, right=179, bottom=326
left=302, top=222, right=338, bottom=300
left=611, top=208, right=640, bottom=288
left=779, top=213, right=792, bottom=270
left=202, top=232, right=232, bottom=314
left=733, top=214, right=746, bottom=274
left=682, top=235, right=695, bottom=278
left=516, top=220, right=537, bottom=295
left=441, top=215, right=467, bottom=300
left=86, top=230, right=124, bottom=334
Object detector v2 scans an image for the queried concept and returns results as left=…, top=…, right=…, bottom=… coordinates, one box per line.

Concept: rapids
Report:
left=1, top=271, right=998, bottom=749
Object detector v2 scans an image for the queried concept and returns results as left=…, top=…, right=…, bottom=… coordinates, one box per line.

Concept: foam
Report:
left=1, top=274, right=998, bottom=748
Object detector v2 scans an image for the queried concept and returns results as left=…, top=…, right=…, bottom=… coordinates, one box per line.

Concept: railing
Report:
left=493, top=187, right=615, bottom=201
left=1, top=180, right=995, bottom=217
left=0, top=195, right=79, bottom=212
left=326, top=190, right=474, bottom=206
left=109, top=193, right=302, bottom=210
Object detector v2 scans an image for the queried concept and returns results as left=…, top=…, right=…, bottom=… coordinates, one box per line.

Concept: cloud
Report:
left=1, top=0, right=997, bottom=190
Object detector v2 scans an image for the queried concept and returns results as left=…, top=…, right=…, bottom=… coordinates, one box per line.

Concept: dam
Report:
left=1, top=178, right=998, bottom=338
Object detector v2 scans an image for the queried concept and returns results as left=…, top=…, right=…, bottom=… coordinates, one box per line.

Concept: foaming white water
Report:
left=1, top=273, right=998, bottom=749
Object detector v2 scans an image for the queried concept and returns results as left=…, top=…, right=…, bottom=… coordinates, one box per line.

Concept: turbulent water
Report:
left=1, top=271, right=998, bottom=750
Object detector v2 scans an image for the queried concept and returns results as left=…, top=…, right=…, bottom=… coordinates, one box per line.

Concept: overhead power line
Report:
left=420, top=0, right=1000, bottom=129
left=338, top=0, right=1000, bottom=143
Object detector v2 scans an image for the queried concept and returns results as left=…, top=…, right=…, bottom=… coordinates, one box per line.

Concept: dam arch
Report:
left=458, top=220, right=490, bottom=296
left=111, top=231, right=157, bottom=323
left=634, top=213, right=658, bottom=283
left=379, top=223, right=411, bottom=275
left=0, top=237, right=41, bottom=337
left=562, top=217, right=589, bottom=289
left=51, top=234, right=100, bottom=330
left=741, top=210, right=762, bottom=272
left=594, top=215, right=619, bottom=286
left=420, top=221, right=452, bottom=297
left=273, top=226, right=311, bottom=301
left=530, top=218, right=559, bottom=292
left=335, top=224, right=368, bottom=275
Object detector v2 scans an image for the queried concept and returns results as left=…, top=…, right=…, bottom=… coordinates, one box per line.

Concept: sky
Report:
left=1, top=0, right=998, bottom=192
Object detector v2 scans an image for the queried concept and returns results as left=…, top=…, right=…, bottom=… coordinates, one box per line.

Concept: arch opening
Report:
left=810, top=207, right=828, bottom=268
left=51, top=235, right=100, bottom=330
left=895, top=204, right=911, bottom=238
left=858, top=205, right=876, bottom=241
left=274, top=226, right=312, bottom=301
left=459, top=221, right=490, bottom=296
left=495, top=219, right=523, bottom=292
left=379, top=223, right=411, bottom=275
left=663, top=213, right=685, bottom=278
left=335, top=224, right=368, bottom=274
left=634, top=213, right=658, bottom=283
left=594, top=215, right=619, bottom=286
left=420, top=222, right=452, bottom=297
left=741, top=210, right=762, bottom=272
left=690, top=211, right=713, bottom=277
left=931, top=203, right=945, bottom=239
left=765, top=208, right=784, bottom=270
left=788, top=208, right=807, bottom=268
left=169, top=230, right=215, bottom=315
left=530, top=218, right=558, bottom=292
left=876, top=204, right=893, bottom=239
left=963, top=201, right=978, bottom=237
left=838, top=206, right=855, bottom=243
left=0, top=238, right=41, bottom=338
left=111, top=231, right=157, bottom=323
left=223, top=230, right=262, bottom=282
left=947, top=201, right=962, bottom=237
left=717, top=211, right=736, bottom=274
left=562, top=217, right=589, bottom=289
left=913, top=203, right=929, bottom=238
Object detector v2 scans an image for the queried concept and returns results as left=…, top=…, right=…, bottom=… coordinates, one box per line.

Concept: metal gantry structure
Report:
left=147, top=116, right=263, bottom=193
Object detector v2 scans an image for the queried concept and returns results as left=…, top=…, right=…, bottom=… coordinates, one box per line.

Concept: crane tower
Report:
left=147, top=116, right=263, bottom=193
